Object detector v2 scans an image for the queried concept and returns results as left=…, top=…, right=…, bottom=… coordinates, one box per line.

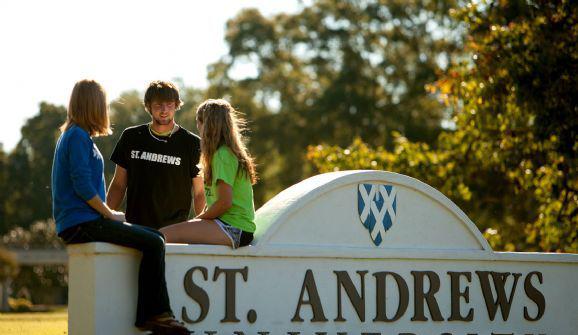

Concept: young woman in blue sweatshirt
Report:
left=52, top=79, right=189, bottom=334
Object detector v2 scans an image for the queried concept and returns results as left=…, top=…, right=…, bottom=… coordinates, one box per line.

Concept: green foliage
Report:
left=308, top=0, right=578, bottom=252
left=307, top=136, right=471, bottom=201
left=1, top=1, right=574, bottom=255
left=0, top=84, right=204, bottom=235
left=2, top=221, right=67, bottom=305
left=1, top=104, right=66, bottom=234
left=1, top=220, right=64, bottom=250
left=437, top=0, right=578, bottom=252
left=208, top=0, right=462, bottom=203
left=0, top=147, right=7, bottom=233
left=0, top=248, right=19, bottom=281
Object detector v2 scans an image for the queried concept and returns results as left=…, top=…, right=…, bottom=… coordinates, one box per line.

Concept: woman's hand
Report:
left=196, top=180, right=232, bottom=220
left=109, top=210, right=126, bottom=222
left=87, top=195, right=127, bottom=222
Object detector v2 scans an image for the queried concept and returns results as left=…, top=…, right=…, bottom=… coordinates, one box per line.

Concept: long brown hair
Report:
left=60, top=79, right=111, bottom=136
left=196, top=99, right=257, bottom=185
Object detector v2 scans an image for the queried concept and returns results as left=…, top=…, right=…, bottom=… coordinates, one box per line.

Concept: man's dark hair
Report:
left=144, top=81, right=183, bottom=113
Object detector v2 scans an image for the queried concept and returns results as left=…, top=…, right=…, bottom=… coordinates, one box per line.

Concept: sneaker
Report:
left=140, top=314, right=191, bottom=335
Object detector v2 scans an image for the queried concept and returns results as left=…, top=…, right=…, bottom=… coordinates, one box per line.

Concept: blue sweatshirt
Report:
left=51, top=124, right=105, bottom=233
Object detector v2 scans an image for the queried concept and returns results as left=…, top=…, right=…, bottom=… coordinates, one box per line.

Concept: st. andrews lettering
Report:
left=181, top=267, right=545, bottom=325
left=130, top=150, right=181, bottom=165
left=184, top=332, right=545, bottom=335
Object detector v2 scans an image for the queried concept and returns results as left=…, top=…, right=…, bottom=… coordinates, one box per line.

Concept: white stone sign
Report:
left=68, top=170, right=578, bottom=335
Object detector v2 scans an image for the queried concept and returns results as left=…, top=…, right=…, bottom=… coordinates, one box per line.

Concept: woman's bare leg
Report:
left=159, top=219, right=232, bottom=246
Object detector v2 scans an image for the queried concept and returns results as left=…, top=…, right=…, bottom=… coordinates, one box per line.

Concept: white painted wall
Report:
left=68, top=171, right=578, bottom=335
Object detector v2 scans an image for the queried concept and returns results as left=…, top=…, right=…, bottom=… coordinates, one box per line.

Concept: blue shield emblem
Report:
left=358, top=184, right=397, bottom=246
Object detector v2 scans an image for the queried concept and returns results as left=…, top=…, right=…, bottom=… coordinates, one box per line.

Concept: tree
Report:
left=0, top=248, right=19, bottom=311
left=0, top=82, right=204, bottom=234
left=1, top=220, right=67, bottom=305
left=308, top=0, right=578, bottom=252
left=0, top=147, right=7, bottom=232
left=207, top=0, right=462, bottom=203
left=437, top=0, right=577, bottom=251
left=1, top=103, right=66, bottom=234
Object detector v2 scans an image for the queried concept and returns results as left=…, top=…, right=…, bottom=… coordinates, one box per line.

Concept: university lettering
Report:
left=193, top=332, right=546, bottom=335
left=182, top=267, right=546, bottom=326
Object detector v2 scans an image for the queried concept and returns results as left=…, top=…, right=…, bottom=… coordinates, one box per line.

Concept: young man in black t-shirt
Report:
left=107, top=81, right=205, bottom=229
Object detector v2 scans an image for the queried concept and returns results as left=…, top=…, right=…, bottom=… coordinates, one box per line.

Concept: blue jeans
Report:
left=59, top=217, right=172, bottom=327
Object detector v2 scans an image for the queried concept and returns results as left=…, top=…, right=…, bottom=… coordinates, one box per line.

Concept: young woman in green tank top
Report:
left=161, top=99, right=257, bottom=248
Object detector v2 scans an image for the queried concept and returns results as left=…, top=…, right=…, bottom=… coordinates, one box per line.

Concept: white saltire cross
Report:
left=378, top=185, right=397, bottom=225
left=358, top=183, right=398, bottom=245
left=358, top=184, right=377, bottom=222
left=370, top=196, right=388, bottom=241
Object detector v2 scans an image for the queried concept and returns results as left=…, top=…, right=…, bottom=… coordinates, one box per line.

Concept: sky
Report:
left=0, top=0, right=302, bottom=152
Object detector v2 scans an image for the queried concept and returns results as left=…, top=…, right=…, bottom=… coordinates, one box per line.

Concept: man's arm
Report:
left=192, top=176, right=206, bottom=216
left=87, top=195, right=126, bottom=222
left=106, top=165, right=128, bottom=210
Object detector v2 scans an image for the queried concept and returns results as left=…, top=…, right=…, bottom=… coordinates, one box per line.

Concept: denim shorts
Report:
left=214, top=218, right=253, bottom=249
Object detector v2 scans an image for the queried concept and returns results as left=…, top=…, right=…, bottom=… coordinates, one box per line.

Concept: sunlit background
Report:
left=0, top=0, right=303, bottom=151
left=0, top=1, right=576, bottom=332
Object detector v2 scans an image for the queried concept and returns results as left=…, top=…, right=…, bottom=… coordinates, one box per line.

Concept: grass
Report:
left=0, top=308, right=67, bottom=335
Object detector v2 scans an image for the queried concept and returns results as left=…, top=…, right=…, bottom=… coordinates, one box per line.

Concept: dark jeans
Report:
left=59, top=217, right=172, bottom=327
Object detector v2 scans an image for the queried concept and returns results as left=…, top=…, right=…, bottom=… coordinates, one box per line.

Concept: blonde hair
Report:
left=196, top=99, right=257, bottom=185
left=60, top=79, right=111, bottom=136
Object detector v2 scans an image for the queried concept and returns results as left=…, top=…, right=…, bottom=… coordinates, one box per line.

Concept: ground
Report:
left=0, top=308, right=67, bottom=335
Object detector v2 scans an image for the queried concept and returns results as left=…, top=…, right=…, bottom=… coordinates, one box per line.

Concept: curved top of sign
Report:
left=254, top=170, right=492, bottom=252
left=76, top=170, right=578, bottom=262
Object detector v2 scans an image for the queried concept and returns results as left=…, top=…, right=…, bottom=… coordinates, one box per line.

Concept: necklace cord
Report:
left=148, top=123, right=178, bottom=143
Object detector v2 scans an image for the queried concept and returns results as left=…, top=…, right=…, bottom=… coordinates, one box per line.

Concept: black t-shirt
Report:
left=110, top=124, right=201, bottom=229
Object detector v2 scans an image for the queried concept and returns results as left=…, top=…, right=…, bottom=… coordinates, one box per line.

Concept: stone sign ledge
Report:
left=65, top=171, right=578, bottom=335
left=67, top=242, right=578, bottom=263
left=67, top=169, right=578, bottom=264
